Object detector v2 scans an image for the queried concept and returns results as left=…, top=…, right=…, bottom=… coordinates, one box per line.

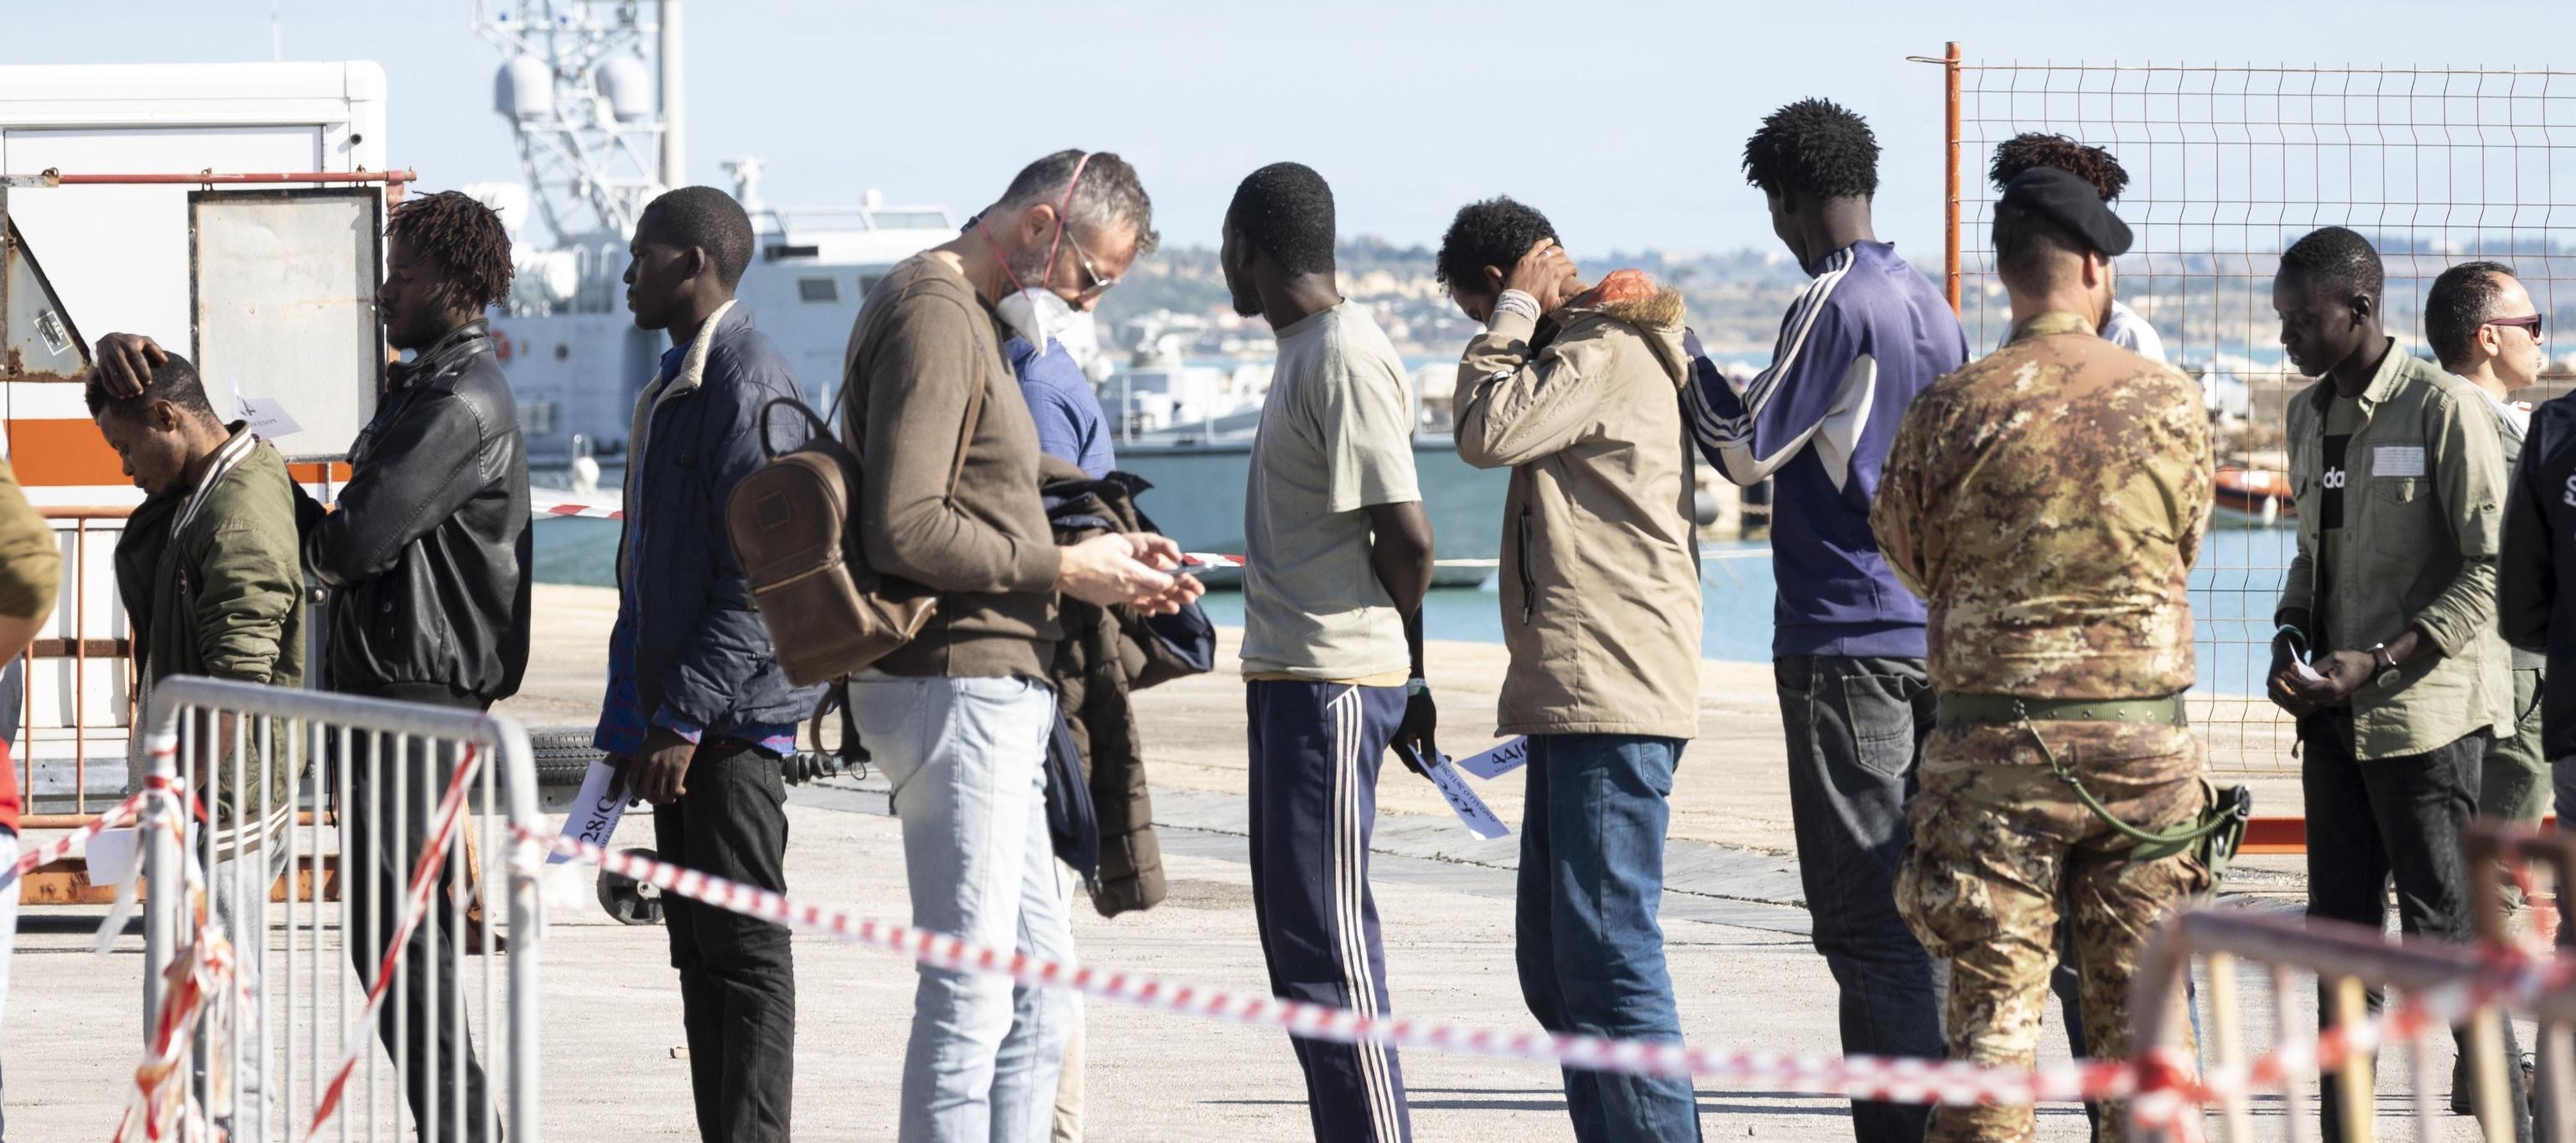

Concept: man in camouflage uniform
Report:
left=1872, top=169, right=2215, bottom=1143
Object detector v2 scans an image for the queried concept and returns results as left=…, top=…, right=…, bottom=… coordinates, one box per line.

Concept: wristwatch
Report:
left=2366, top=642, right=2402, bottom=689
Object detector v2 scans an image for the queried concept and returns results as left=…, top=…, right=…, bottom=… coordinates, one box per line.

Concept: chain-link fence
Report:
left=1934, top=49, right=2576, bottom=774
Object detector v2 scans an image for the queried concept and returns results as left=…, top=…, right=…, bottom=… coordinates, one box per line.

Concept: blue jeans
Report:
left=1774, top=655, right=1945, bottom=1143
left=849, top=675, right=1074, bottom=1143
left=1515, top=734, right=1702, bottom=1143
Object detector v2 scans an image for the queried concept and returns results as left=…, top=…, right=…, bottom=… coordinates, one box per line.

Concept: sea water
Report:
left=534, top=517, right=2298, bottom=695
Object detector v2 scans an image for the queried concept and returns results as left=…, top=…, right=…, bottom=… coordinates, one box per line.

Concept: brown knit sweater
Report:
left=839, top=252, right=1062, bottom=678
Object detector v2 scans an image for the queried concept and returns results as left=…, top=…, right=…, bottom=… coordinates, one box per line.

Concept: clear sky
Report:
left=9, top=1, right=2573, bottom=261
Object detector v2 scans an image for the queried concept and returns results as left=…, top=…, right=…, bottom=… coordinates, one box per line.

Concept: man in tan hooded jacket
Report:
left=1441, top=196, right=1705, bottom=1143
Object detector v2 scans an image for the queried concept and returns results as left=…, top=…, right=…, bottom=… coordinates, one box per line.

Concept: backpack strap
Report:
left=803, top=683, right=871, bottom=781
left=834, top=319, right=991, bottom=497
left=756, top=397, right=834, bottom=461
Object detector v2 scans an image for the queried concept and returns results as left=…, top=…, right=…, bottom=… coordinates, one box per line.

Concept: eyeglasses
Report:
left=2486, top=313, right=2545, bottom=341
left=1062, top=230, right=1118, bottom=301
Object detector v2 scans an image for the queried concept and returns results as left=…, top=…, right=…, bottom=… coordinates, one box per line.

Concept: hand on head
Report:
left=92, top=332, right=170, bottom=400
left=1503, top=239, right=1585, bottom=314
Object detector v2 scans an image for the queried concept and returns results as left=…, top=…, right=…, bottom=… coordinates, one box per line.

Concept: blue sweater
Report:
left=1007, top=335, right=1117, bottom=479
left=1683, top=242, right=1966, bottom=659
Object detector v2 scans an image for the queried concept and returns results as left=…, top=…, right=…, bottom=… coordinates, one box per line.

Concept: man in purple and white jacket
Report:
left=1685, top=98, right=1968, bottom=1143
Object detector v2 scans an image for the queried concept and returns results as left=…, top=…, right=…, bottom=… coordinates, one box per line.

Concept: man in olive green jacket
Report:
left=2262, top=228, right=2530, bottom=1141
left=88, top=346, right=305, bottom=840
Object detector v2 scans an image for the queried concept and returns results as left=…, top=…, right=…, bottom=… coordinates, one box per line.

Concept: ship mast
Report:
left=473, top=0, right=683, bottom=247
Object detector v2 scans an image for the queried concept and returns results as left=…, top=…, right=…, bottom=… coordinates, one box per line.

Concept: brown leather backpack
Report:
left=725, top=382, right=984, bottom=686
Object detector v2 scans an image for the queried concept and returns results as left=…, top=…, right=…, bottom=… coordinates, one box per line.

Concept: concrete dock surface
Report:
left=3, top=584, right=2501, bottom=1142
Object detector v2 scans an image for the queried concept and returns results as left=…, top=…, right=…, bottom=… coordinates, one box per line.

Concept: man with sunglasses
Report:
left=839, top=148, right=1203, bottom=1143
left=991, top=219, right=1118, bottom=480
left=963, top=203, right=1121, bottom=1143
left=2267, top=229, right=2530, bottom=1143
left=2431, top=262, right=2553, bottom=934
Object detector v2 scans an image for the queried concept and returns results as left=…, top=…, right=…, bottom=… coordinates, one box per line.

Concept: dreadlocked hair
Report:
left=1989, top=133, right=2130, bottom=201
left=386, top=190, right=515, bottom=313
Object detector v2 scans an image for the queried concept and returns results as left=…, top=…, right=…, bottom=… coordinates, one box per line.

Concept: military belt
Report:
left=1934, top=693, right=2188, bottom=729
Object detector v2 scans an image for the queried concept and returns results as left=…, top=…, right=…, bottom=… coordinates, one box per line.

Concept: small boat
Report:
left=2213, top=466, right=2295, bottom=527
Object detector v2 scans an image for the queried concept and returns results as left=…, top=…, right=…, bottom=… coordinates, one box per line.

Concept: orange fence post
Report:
left=1943, top=41, right=1961, bottom=314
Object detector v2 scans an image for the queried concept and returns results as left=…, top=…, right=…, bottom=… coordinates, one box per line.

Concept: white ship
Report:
left=473, top=0, right=961, bottom=469
left=474, top=0, right=1511, bottom=579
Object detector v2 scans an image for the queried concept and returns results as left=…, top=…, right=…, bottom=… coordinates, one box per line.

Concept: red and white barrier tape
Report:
left=117, top=902, right=247, bottom=1143
left=93, top=704, right=2576, bottom=1134
left=304, top=740, right=484, bottom=1140
left=521, top=825, right=2150, bottom=1106
left=532, top=495, right=622, bottom=522
left=108, top=769, right=242, bottom=1143
left=2, top=787, right=153, bottom=888
left=526, top=821, right=2576, bottom=1125
left=2127, top=912, right=2574, bottom=1132
left=91, top=723, right=494, bottom=1142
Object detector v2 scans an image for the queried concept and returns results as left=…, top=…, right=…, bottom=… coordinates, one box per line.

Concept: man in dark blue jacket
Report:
left=598, top=185, right=818, bottom=1143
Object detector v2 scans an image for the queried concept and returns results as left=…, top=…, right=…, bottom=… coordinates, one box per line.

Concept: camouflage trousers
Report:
left=1895, top=720, right=2212, bottom=1143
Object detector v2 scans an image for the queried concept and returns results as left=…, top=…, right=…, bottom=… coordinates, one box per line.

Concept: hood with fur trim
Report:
left=1561, top=269, right=1690, bottom=388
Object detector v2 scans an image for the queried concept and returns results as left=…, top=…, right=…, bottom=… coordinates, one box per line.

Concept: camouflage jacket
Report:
left=1872, top=311, right=2214, bottom=699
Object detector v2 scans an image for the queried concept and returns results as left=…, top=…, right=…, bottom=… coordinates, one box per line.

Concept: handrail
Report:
left=19, top=506, right=140, bottom=827
left=1, top=169, right=417, bottom=189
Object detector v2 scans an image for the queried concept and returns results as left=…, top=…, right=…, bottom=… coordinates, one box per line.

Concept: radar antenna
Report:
left=472, top=0, right=685, bottom=246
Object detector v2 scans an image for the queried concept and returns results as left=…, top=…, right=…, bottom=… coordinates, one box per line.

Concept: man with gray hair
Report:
left=839, top=148, right=1202, bottom=1143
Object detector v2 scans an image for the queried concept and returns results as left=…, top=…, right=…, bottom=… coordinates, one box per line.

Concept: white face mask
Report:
left=979, top=153, right=1098, bottom=356
left=1051, top=309, right=1103, bottom=371
left=997, top=285, right=1079, bottom=350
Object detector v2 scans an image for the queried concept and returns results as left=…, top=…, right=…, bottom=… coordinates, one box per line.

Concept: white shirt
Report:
left=2101, top=299, right=2168, bottom=365
left=2479, top=387, right=2532, bottom=447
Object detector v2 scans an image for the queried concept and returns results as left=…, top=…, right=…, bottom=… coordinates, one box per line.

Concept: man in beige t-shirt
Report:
left=1225, top=161, right=1435, bottom=1143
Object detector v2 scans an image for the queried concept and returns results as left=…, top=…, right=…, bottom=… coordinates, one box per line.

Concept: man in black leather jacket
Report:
left=97, top=189, right=529, bottom=1143
left=319, top=190, right=527, bottom=1143
left=306, top=202, right=533, bottom=714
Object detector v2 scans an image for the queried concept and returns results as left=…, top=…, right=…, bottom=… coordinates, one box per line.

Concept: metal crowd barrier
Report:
left=2132, top=824, right=2576, bottom=1143
left=138, top=676, right=544, bottom=1142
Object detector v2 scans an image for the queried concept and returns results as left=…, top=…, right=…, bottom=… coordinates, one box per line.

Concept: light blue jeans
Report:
left=849, top=674, right=1073, bottom=1143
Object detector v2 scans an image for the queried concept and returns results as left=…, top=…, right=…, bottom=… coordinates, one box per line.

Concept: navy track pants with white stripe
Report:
left=1247, top=680, right=1414, bottom=1143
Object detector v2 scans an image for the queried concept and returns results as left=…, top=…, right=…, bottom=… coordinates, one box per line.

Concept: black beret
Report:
left=1999, top=168, right=2133, bottom=257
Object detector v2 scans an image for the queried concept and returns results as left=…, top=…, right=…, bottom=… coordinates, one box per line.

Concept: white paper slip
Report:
left=1453, top=737, right=1530, bottom=781
left=240, top=395, right=304, bottom=441
left=2291, top=659, right=2325, bottom=685
left=86, top=827, right=142, bottom=886
left=552, top=760, right=630, bottom=865
left=2371, top=444, right=2426, bottom=478
left=1401, top=746, right=1509, bottom=840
